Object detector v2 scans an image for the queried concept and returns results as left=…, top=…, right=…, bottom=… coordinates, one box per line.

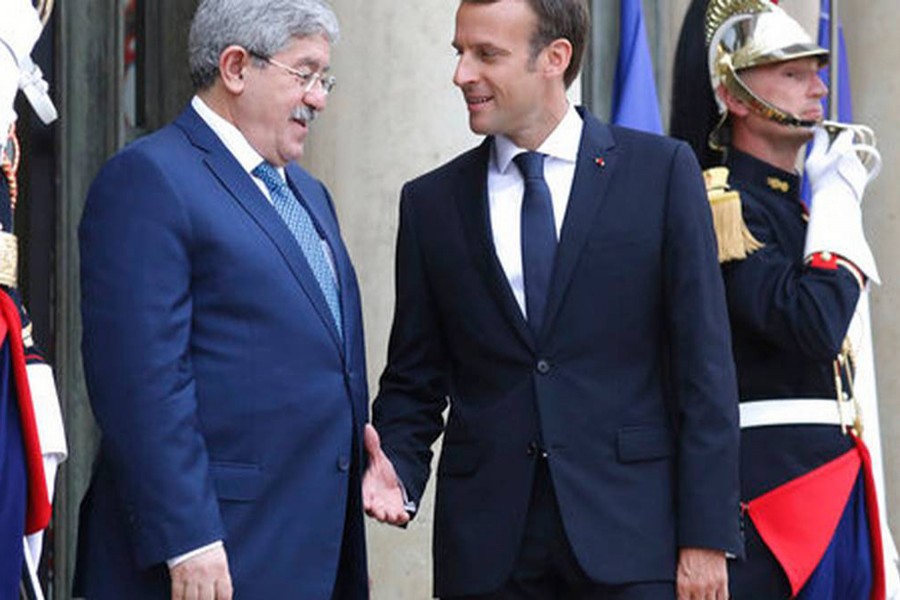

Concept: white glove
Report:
left=804, top=127, right=880, bottom=284
left=0, top=1, right=56, bottom=131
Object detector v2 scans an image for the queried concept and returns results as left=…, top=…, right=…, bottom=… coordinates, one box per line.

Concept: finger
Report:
left=172, top=578, right=186, bottom=600
left=199, top=580, right=215, bottom=600
left=216, top=577, right=234, bottom=600
left=184, top=581, right=200, bottom=600
left=808, top=126, right=830, bottom=160
left=830, top=128, right=855, bottom=154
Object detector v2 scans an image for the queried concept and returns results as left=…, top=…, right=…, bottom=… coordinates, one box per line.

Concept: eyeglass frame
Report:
left=247, top=50, right=336, bottom=95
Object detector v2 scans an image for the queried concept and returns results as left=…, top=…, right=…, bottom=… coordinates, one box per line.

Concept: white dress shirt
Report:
left=488, top=103, right=583, bottom=317
left=191, top=95, right=338, bottom=282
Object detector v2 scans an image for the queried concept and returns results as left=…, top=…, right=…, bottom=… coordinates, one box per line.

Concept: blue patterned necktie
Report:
left=513, top=151, right=556, bottom=335
left=252, top=161, right=342, bottom=338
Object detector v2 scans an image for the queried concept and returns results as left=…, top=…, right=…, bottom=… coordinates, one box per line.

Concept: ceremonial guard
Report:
left=0, top=1, right=67, bottom=598
left=671, top=1, right=898, bottom=598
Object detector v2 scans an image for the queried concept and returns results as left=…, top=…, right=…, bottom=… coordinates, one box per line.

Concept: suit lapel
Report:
left=453, top=140, right=534, bottom=350
left=175, top=107, right=344, bottom=354
left=543, top=110, right=618, bottom=335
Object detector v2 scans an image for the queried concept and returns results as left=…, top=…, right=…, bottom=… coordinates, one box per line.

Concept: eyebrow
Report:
left=293, top=58, right=331, bottom=73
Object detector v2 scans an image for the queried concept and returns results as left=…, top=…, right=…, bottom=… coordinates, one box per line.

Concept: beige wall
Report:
left=304, top=3, right=475, bottom=597
left=843, top=0, right=900, bottom=537
left=305, top=1, right=900, bottom=597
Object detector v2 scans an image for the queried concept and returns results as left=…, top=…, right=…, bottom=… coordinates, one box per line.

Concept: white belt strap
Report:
left=739, top=398, right=855, bottom=429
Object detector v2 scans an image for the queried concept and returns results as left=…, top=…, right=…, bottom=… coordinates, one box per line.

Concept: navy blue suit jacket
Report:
left=74, top=106, right=368, bottom=599
left=373, top=109, right=742, bottom=597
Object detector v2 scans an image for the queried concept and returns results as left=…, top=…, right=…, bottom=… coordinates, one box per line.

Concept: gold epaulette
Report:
left=0, top=232, right=17, bottom=288
left=703, top=166, right=764, bottom=263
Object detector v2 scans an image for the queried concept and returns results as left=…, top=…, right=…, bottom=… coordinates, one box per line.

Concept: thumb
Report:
left=364, top=423, right=381, bottom=457
left=807, top=126, right=829, bottom=163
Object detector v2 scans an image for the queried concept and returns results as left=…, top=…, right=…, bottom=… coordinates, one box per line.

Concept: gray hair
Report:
left=188, top=0, right=340, bottom=90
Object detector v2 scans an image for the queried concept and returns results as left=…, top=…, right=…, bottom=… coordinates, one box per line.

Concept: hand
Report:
left=806, top=127, right=878, bottom=204
left=169, top=545, right=233, bottom=600
left=362, top=423, right=411, bottom=526
left=676, top=547, right=728, bottom=600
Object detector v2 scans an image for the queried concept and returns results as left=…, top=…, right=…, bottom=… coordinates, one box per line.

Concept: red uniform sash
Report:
left=745, top=435, right=884, bottom=599
left=0, top=291, right=50, bottom=534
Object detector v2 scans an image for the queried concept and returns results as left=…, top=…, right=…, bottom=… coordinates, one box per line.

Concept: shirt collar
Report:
left=492, top=103, right=583, bottom=174
left=191, top=95, right=286, bottom=179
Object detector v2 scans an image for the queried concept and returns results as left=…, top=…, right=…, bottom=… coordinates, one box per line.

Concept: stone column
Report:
left=785, top=0, right=900, bottom=544
left=842, top=0, right=900, bottom=537
left=302, top=2, right=477, bottom=597
left=302, top=2, right=900, bottom=597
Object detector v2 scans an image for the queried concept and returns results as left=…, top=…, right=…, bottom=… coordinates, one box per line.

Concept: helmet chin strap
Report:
left=721, top=56, right=819, bottom=129
left=708, top=54, right=818, bottom=152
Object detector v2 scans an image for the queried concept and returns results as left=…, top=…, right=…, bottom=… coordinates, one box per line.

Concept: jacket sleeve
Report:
left=79, top=148, right=224, bottom=568
left=723, top=199, right=861, bottom=360
left=372, top=184, right=450, bottom=507
left=663, top=143, right=742, bottom=555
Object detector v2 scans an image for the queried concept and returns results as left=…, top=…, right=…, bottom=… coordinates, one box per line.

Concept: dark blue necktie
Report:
left=252, top=162, right=342, bottom=338
left=514, top=151, right=556, bottom=335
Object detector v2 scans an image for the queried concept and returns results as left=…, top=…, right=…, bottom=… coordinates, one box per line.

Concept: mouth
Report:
left=802, top=107, right=824, bottom=121
left=464, top=94, right=493, bottom=110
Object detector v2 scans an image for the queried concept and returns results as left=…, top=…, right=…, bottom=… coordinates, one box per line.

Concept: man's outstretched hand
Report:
left=362, top=424, right=411, bottom=526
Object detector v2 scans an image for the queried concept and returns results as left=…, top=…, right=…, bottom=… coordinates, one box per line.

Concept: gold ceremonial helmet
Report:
left=705, top=0, right=829, bottom=147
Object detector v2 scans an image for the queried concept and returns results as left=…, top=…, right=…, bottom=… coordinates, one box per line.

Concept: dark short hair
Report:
left=461, top=0, right=590, bottom=88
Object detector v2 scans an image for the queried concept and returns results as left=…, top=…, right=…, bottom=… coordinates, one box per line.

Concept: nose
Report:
left=453, top=52, right=475, bottom=88
left=303, top=84, right=327, bottom=111
left=810, top=73, right=828, bottom=99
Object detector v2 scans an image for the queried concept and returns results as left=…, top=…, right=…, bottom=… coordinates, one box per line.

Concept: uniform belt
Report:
left=739, top=398, right=855, bottom=429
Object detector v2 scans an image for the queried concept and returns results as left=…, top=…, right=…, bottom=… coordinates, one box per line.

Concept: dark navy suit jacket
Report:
left=74, top=106, right=368, bottom=599
left=373, top=108, right=742, bottom=598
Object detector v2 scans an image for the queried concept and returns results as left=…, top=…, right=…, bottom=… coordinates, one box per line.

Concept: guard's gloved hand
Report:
left=804, top=126, right=880, bottom=284
left=0, top=0, right=57, bottom=132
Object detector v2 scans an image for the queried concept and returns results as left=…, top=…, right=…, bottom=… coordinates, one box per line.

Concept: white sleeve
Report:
left=0, top=0, right=42, bottom=134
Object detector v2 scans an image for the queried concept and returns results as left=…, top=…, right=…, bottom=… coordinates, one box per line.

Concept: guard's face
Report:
left=739, top=57, right=827, bottom=141
left=452, top=0, right=551, bottom=147
left=239, top=35, right=331, bottom=167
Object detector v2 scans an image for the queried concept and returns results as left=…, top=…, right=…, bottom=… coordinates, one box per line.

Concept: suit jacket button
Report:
left=337, top=456, right=350, bottom=472
left=536, top=359, right=551, bottom=374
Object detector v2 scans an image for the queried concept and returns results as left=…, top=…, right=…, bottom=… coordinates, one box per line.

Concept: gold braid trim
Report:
left=703, top=167, right=764, bottom=263
left=1, top=124, right=19, bottom=211
left=0, top=232, right=17, bottom=288
left=834, top=338, right=864, bottom=438
left=704, top=0, right=773, bottom=46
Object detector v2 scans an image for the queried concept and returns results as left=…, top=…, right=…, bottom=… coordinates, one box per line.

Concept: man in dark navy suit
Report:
left=75, top=1, right=369, bottom=598
left=362, top=0, right=741, bottom=598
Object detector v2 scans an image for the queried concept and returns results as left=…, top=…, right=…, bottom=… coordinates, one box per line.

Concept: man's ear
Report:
left=219, top=45, right=250, bottom=93
left=542, top=38, right=572, bottom=80
left=718, top=83, right=749, bottom=117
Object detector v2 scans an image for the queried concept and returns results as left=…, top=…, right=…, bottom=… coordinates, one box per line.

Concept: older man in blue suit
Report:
left=363, top=1, right=742, bottom=599
left=74, top=1, right=368, bottom=598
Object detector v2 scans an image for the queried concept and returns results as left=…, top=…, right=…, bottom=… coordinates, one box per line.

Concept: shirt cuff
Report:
left=167, top=540, right=223, bottom=569
left=397, top=478, right=417, bottom=515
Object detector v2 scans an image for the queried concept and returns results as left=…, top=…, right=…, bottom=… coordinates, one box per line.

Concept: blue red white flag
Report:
left=610, top=0, right=663, bottom=134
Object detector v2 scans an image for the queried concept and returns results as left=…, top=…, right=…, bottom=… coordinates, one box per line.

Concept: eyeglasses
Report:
left=248, top=50, right=336, bottom=95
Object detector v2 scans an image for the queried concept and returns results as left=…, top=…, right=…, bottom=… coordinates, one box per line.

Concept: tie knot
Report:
left=513, top=151, right=546, bottom=180
left=252, top=161, right=287, bottom=194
